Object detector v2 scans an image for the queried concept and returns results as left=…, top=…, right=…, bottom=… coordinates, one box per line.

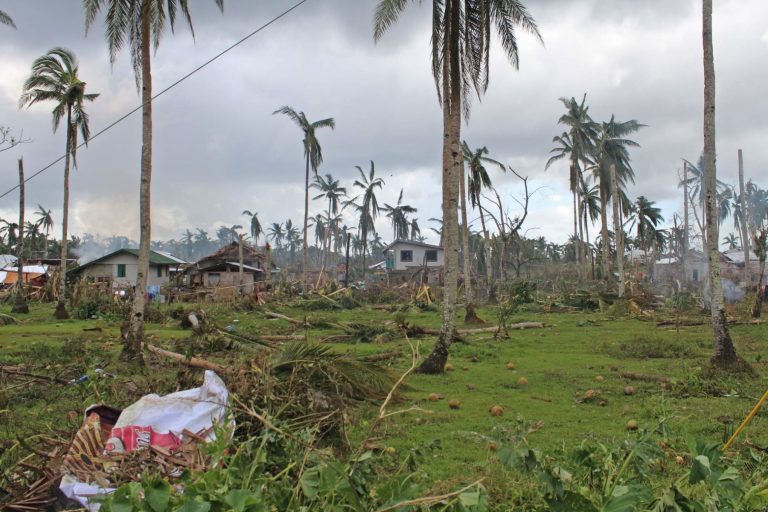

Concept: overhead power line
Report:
left=0, top=0, right=310, bottom=201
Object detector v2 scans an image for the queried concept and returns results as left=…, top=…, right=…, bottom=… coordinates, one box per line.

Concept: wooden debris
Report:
left=0, top=365, right=69, bottom=385
left=265, top=310, right=309, bottom=327
left=620, top=371, right=671, bottom=383
left=145, top=344, right=230, bottom=374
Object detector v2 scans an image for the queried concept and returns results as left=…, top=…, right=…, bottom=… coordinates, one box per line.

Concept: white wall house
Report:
left=71, top=249, right=186, bottom=290
left=383, top=240, right=444, bottom=271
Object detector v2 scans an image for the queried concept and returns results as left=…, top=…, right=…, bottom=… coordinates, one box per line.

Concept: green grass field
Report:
left=2, top=299, right=767, bottom=508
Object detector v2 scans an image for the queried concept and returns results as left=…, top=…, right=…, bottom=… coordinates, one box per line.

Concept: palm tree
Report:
left=181, top=229, right=194, bottom=261
left=382, top=189, right=417, bottom=241
left=35, top=205, right=54, bottom=256
left=722, top=233, right=739, bottom=250
left=20, top=47, right=99, bottom=319
left=580, top=176, right=601, bottom=277
left=349, top=161, right=385, bottom=283
left=680, top=154, right=728, bottom=245
left=85, top=0, right=224, bottom=362
left=593, top=116, right=644, bottom=295
left=410, top=218, right=421, bottom=241
left=311, top=173, right=347, bottom=269
left=242, top=210, right=263, bottom=245
left=0, top=9, right=15, bottom=28
left=703, top=0, right=738, bottom=367
left=546, top=95, right=598, bottom=279
left=268, top=222, right=285, bottom=250
left=632, top=196, right=664, bottom=253
left=284, top=219, right=301, bottom=263
left=375, top=0, right=541, bottom=374
left=273, top=106, right=335, bottom=290
left=462, top=141, right=504, bottom=299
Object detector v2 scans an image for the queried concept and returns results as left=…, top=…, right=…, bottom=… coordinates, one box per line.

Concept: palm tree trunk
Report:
left=600, top=185, right=611, bottom=281
left=361, top=231, right=368, bottom=284
left=577, top=193, right=586, bottom=280
left=460, top=164, right=472, bottom=302
left=419, top=0, right=460, bottom=374
left=123, top=7, right=151, bottom=364
left=738, top=149, right=750, bottom=287
left=584, top=209, right=595, bottom=280
left=302, top=154, right=310, bottom=291
left=479, top=201, right=494, bottom=302
left=55, top=106, right=73, bottom=319
left=572, top=190, right=580, bottom=273
left=682, top=160, right=689, bottom=285
left=611, top=163, right=624, bottom=297
left=703, top=0, right=738, bottom=367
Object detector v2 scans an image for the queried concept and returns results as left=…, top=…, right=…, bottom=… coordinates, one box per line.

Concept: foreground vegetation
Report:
left=2, top=291, right=768, bottom=510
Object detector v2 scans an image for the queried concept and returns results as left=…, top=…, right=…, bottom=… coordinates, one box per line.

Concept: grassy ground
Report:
left=2, top=298, right=767, bottom=505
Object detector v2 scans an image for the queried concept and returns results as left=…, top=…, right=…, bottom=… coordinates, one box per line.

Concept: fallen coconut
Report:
left=466, top=383, right=477, bottom=391
left=595, top=375, right=604, bottom=382
left=624, top=386, right=636, bottom=396
left=428, top=393, right=442, bottom=402
left=506, top=362, right=516, bottom=370
left=448, top=399, right=461, bottom=409
left=626, top=419, right=639, bottom=431
left=444, top=363, right=455, bottom=372
left=489, top=405, right=504, bottom=417
left=517, top=377, right=529, bottom=386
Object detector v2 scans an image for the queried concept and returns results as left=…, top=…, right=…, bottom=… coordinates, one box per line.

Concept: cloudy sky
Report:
left=0, top=0, right=766, bottom=253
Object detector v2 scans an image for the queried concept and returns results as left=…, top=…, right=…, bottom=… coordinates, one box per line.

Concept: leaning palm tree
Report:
left=703, top=0, right=738, bottom=367
left=19, top=47, right=98, bottom=319
left=722, top=233, right=739, bottom=250
left=85, top=0, right=224, bottom=362
left=242, top=210, right=263, bottom=245
left=348, top=161, right=385, bottom=282
left=375, top=0, right=541, bottom=373
left=0, top=9, right=15, bottom=28
left=462, top=141, right=504, bottom=301
left=273, top=106, right=335, bottom=290
left=268, top=222, right=285, bottom=250
left=35, top=205, right=54, bottom=256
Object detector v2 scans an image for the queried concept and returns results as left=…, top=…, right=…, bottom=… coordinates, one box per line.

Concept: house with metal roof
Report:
left=70, top=248, right=187, bottom=290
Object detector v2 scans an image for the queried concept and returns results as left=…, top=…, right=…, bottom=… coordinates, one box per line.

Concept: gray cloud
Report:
left=1, top=0, right=767, bottom=249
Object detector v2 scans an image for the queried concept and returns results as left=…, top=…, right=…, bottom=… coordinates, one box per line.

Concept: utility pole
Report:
left=12, top=158, right=29, bottom=314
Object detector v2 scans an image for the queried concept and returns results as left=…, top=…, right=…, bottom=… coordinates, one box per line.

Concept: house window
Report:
left=400, top=250, right=413, bottom=262
left=157, top=266, right=163, bottom=278
left=117, top=264, right=126, bottom=278
left=208, top=273, right=221, bottom=286
left=425, top=250, right=438, bottom=262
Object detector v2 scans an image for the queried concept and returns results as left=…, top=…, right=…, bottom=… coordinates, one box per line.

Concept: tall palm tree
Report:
left=546, top=95, right=598, bottom=279
left=703, top=0, right=738, bottom=367
left=20, top=47, right=98, bottom=319
left=375, top=0, right=541, bottom=374
left=631, top=196, right=664, bottom=253
left=35, top=205, right=54, bottom=256
left=284, top=219, right=301, bottom=263
left=382, top=189, right=417, bottom=241
left=410, top=218, right=421, bottom=241
left=593, top=116, right=644, bottom=294
left=349, top=161, right=385, bottom=283
left=462, top=141, right=504, bottom=299
left=0, top=9, right=15, bottom=28
left=242, top=210, right=263, bottom=245
left=311, top=173, right=347, bottom=268
left=579, top=176, right=601, bottom=277
left=273, top=106, right=335, bottom=290
left=85, top=0, right=224, bottom=362
left=181, top=229, right=194, bottom=260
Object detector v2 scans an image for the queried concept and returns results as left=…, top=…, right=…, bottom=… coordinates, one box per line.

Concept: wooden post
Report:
left=738, top=149, right=750, bottom=288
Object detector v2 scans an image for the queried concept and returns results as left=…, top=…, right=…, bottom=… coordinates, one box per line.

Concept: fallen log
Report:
left=264, top=310, right=309, bottom=327
left=362, top=350, right=404, bottom=363
left=656, top=320, right=704, bottom=327
left=620, top=371, right=671, bottom=384
left=409, top=322, right=544, bottom=336
left=145, top=344, right=230, bottom=374
left=0, top=366, right=69, bottom=385
left=259, top=334, right=304, bottom=341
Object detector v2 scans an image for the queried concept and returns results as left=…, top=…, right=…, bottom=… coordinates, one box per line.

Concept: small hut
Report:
left=185, top=242, right=265, bottom=298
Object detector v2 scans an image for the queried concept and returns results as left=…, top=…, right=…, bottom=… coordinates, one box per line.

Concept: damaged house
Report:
left=182, top=242, right=266, bottom=298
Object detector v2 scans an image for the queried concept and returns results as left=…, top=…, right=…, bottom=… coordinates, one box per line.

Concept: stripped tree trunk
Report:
left=419, top=0, right=460, bottom=374
left=123, top=5, right=151, bottom=364
left=55, top=106, right=73, bottom=319
left=611, top=163, right=624, bottom=297
left=703, top=0, right=738, bottom=367
left=302, top=153, right=310, bottom=291
left=600, top=185, right=611, bottom=281
left=12, top=158, right=28, bottom=314
left=682, top=160, right=689, bottom=286
left=738, top=149, right=750, bottom=288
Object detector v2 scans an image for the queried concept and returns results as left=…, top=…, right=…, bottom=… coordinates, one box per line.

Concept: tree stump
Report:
left=464, top=303, right=485, bottom=324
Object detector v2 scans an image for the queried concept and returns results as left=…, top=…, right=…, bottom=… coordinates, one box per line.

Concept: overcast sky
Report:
left=1, top=0, right=766, bottom=253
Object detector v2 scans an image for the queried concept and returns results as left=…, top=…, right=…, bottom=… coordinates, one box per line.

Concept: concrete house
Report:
left=381, top=240, right=444, bottom=285
left=71, top=249, right=187, bottom=290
